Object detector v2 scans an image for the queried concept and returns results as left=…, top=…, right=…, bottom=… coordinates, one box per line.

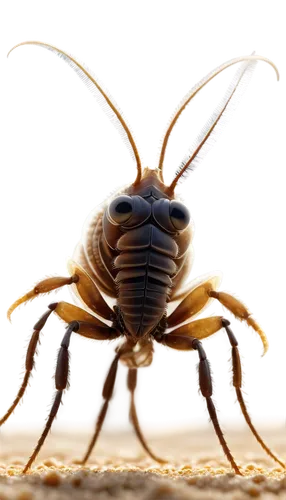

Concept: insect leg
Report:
left=127, top=368, right=166, bottom=463
left=81, top=339, right=156, bottom=465
left=55, top=300, right=121, bottom=464
left=168, top=276, right=220, bottom=327
left=68, top=260, right=114, bottom=320
left=155, top=332, right=241, bottom=475
left=22, top=319, right=119, bottom=473
left=0, top=304, right=57, bottom=427
left=53, top=300, right=120, bottom=339
left=222, top=318, right=285, bottom=468
left=7, top=275, right=79, bottom=320
left=81, top=353, right=120, bottom=465
left=1, top=299, right=117, bottom=430
left=23, top=321, right=79, bottom=473
left=193, top=338, right=241, bottom=475
left=209, top=290, right=268, bottom=355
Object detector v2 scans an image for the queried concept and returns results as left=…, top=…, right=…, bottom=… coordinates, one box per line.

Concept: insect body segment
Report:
left=3, top=42, right=282, bottom=474
left=109, top=181, right=191, bottom=339
left=86, top=169, right=192, bottom=340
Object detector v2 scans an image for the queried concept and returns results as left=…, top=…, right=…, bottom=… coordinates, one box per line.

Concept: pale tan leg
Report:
left=209, top=290, right=268, bottom=355
left=7, top=275, right=78, bottom=320
left=53, top=301, right=121, bottom=340
left=8, top=261, right=114, bottom=322
left=167, top=271, right=222, bottom=328
left=167, top=274, right=268, bottom=355
left=68, top=260, right=114, bottom=320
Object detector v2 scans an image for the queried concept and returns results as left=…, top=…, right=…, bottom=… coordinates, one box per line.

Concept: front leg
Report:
left=168, top=275, right=220, bottom=323
left=209, top=290, right=268, bottom=354
left=167, top=271, right=270, bottom=358
left=8, top=260, right=114, bottom=322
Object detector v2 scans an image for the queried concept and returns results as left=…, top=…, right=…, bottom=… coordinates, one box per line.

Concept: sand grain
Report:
left=0, top=429, right=285, bottom=499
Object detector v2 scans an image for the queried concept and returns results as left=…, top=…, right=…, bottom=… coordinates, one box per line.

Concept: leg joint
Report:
left=48, top=302, right=58, bottom=311
left=67, top=320, right=80, bottom=332
left=192, top=339, right=206, bottom=360
left=222, top=318, right=238, bottom=347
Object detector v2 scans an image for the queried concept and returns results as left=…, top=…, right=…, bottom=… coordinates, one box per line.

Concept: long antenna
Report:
left=158, top=55, right=279, bottom=186
left=8, top=41, right=143, bottom=184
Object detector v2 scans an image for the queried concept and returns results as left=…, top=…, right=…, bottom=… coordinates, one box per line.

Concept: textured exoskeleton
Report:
left=0, top=39, right=284, bottom=474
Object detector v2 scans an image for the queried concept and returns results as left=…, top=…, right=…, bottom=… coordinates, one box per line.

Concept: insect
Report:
left=2, top=41, right=282, bottom=475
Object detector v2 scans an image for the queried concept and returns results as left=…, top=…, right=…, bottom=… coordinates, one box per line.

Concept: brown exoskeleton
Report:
left=3, top=42, right=283, bottom=475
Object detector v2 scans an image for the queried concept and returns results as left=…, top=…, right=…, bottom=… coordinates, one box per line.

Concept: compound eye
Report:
left=108, top=195, right=133, bottom=225
left=169, top=201, right=190, bottom=231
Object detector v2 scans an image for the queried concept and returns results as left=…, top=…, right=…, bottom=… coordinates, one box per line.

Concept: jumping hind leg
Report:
left=1, top=304, right=57, bottom=427
left=20, top=303, right=120, bottom=472
left=155, top=330, right=241, bottom=475
left=156, top=315, right=283, bottom=470
left=1, top=302, right=117, bottom=429
left=4, top=259, right=116, bottom=427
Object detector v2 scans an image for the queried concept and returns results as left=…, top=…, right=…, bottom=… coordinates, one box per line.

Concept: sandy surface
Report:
left=0, top=428, right=286, bottom=499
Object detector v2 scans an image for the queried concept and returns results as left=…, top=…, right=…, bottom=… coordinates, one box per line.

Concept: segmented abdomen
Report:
left=114, top=224, right=178, bottom=338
